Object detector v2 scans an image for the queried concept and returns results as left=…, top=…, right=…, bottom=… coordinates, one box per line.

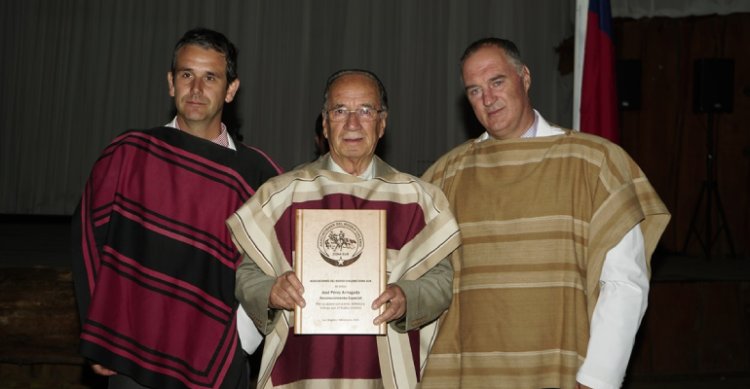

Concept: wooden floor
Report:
left=1, top=215, right=749, bottom=388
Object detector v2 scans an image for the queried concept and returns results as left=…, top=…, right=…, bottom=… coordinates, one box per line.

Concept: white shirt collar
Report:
left=328, top=157, right=375, bottom=179
left=165, top=117, right=236, bottom=150
left=476, top=109, right=547, bottom=142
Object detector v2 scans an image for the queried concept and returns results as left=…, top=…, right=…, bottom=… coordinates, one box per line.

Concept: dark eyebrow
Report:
left=174, top=68, right=222, bottom=79
left=207, top=72, right=221, bottom=79
left=489, top=75, right=506, bottom=83
left=329, top=103, right=377, bottom=109
left=464, top=84, right=479, bottom=93
left=466, top=75, right=506, bottom=92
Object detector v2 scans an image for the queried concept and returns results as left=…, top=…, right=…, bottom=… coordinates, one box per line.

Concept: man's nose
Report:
left=190, top=79, right=203, bottom=95
left=344, top=111, right=361, bottom=127
left=482, top=90, right=496, bottom=107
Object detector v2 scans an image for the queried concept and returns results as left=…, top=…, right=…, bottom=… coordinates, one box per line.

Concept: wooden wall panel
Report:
left=614, top=14, right=750, bottom=259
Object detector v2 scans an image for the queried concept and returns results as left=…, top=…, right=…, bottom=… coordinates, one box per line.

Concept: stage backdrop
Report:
left=0, top=0, right=576, bottom=214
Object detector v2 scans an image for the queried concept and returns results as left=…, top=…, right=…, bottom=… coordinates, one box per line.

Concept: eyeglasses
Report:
left=325, top=106, right=385, bottom=122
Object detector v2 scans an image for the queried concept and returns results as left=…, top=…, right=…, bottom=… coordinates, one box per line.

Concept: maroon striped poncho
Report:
left=71, top=127, right=280, bottom=388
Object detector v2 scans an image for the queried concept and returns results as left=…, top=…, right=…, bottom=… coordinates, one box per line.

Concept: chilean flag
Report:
left=578, top=0, right=619, bottom=143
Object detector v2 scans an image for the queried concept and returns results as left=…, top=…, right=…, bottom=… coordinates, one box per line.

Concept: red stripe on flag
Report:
left=581, top=0, right=619, bottom=143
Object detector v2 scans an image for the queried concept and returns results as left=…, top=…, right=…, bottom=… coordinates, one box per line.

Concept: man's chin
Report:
left=486, top=125, right=514, bottom=139
left=339, top=151, right=370, bottom=160
left=179, top=112, right=208, bottom=122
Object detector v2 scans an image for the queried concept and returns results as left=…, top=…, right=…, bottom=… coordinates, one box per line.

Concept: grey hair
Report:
left=321, top=69, right=388, bottom=112
left=460, top=37, right=525, bottom=76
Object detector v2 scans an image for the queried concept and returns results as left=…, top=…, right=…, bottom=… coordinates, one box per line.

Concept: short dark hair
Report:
left=171, top=27, right=239, bottom=84
left=460, top=37, right=525, bottom=75
left=322, top=69, right=388, bottom=111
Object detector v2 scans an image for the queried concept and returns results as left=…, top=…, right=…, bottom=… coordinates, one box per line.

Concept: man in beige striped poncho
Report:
left=420, top=38, right=670, bottom=389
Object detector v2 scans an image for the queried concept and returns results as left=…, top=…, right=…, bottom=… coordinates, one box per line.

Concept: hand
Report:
left=91, top=363, right=117, bottom=376
left=372, top=284, right=406, bottom=325
left=576, top=383, right=592, bottom=389
left=269, top=271, right=305, bottom=310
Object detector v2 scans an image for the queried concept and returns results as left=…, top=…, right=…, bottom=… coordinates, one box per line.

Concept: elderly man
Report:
left=227, top=69, right=461, bottom=388
left=420, top=38, right=670, bottom=388
left=71, top=28, right=281, bottom=389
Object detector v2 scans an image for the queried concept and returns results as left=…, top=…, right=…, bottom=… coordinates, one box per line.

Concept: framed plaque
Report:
left=294, top=209, right=387, bottom=335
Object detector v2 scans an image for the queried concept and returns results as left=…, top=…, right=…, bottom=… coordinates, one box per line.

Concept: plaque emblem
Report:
left=317, top=220, right=364, bottom=266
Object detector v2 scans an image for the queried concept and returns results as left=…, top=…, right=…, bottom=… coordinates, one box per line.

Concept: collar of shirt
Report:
left=328, top=157, right=375, bottom=180
left=476, top=109, right=541, bottom=142
left=166, top=116, right=236, bottom=150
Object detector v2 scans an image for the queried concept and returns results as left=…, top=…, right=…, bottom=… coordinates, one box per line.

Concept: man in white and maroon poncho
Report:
left=227, top=69, right=461, bottom=389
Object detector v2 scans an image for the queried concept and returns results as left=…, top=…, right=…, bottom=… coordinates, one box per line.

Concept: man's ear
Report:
left=522, top=66, right=531, bottom=93
left=224, top=79, right=240, bottom=103
left=167, top=72, right=176, bottom=97
left=321, top=114, right=330, bottom=139
left=377, top=112, right=387, bottom=139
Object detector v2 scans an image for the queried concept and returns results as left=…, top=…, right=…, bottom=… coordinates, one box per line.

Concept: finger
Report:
left=373, top=303, right=391, bottom=325
left=373, top=311, right=388, bottom=325
left=371, top=293, right=390, bottom=310
left=91, top=364, right=117, bottom=376
left=283, top=272, right=306, bottom=307
left=269, top=290, right=294, bottom=310
left=373, top=298, right=405, bottom=325
left=285, top=272, right=304, bottom=292
left=284, top=283, right=306, bottom=308
left=270, top=273, right=306, bottom=310
left=371, top=288, right=396, bottom=309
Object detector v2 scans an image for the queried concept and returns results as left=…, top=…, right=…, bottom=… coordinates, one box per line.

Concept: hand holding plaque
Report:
left=294, top=209, right=387, bottom=335
left=371, top=283, right=407, bottom=325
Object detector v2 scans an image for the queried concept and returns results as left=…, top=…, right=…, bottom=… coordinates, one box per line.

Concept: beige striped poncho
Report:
left=420, top=128, right=670, bottom=388
left=227, top=155, right=462, bottom=389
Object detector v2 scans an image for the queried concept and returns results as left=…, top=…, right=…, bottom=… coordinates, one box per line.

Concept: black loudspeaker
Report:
left=693, top=59, right=734, bottom=113
left=617, top=59, right=641, bottom=110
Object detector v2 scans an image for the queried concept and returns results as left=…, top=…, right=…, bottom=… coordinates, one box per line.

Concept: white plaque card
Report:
left=294, top=209, right=386, bottom=335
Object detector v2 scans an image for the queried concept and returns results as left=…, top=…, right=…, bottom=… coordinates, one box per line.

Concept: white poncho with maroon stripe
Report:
left=227, top=155, right=461, bottom=389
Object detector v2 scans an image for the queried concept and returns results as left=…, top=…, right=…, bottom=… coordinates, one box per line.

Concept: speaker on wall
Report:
left=617, top=59, right=641, bottom=110
left=693, top=58, right=734, bottom=113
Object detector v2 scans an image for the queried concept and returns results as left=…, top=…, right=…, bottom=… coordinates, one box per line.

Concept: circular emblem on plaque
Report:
left=317, top=220, right=364, bottom=267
